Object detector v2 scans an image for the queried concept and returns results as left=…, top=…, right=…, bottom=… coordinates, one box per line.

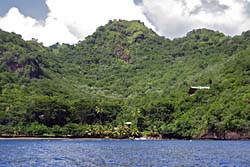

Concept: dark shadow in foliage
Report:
left=26, top=97, right=70, bottom=127
left=70, top=99, right=122, bottom=125
left=138, top=102, right=175, bottom=131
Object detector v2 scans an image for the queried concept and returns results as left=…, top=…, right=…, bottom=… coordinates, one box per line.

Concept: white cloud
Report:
left=1, top=0, right=250, bottom=45
left=138, top=0, right=250, bottom=38
left=0, top=7, right=78, bottom=46
left=0, top=0, right=154, bottom=46
left=46, top=0, right=154, bottom=40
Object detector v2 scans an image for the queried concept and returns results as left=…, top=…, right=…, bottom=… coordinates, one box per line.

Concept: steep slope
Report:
left=0, top=20, right=249, bottom=139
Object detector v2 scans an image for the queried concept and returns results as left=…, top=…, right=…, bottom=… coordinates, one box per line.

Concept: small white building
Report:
left=124, top=122, right=132, bottom=127
left=188, top=86, right=210, bottom=96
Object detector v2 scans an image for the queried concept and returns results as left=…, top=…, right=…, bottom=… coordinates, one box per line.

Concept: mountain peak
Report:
left=76, top=19, right=162, bottom=62
left=103, top=19, right=155, bottom=34
left=84, top=19, right=158, bottom=45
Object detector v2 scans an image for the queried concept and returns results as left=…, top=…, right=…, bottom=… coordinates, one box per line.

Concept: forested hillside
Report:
left=0, top=20, right=249, bottom=139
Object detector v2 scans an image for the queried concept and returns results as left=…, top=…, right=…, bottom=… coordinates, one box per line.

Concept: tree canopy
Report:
left=0, top=20, right=249, bottom=139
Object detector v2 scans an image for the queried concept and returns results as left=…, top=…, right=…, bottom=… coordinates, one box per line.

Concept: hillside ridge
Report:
left=0, top=20, right=249, bottom=139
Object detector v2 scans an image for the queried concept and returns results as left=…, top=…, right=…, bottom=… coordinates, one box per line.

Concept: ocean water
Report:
left=0, top=140, right=249, bottom=167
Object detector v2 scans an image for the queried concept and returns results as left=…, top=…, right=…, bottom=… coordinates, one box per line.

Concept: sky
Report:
left=0, top=0, right=250, bottom=46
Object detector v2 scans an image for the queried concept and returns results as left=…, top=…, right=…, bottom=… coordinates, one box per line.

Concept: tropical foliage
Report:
left=0, top=20, right=249, bottom=138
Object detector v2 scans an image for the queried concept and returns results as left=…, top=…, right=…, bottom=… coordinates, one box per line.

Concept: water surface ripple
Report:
left=0, top=140, right=249, bottom=167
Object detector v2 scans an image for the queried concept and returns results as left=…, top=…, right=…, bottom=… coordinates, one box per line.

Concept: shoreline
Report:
left=0, top=137, right=125, bottom=140
left=0, top=136, right=249, bottom=141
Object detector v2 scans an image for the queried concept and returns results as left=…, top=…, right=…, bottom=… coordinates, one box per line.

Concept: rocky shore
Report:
left=1, top=132, right=250, bottom=140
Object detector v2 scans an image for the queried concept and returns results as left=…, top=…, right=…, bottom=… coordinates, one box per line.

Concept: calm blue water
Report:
left=0, top=140, right=249, bottom=167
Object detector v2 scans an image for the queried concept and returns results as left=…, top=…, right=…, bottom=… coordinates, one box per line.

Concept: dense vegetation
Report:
left=0, top=20, right=249, bottom=139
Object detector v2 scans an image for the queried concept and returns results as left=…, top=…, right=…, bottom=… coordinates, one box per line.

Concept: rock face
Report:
left=114, top=44, right=130, bottom=63
left=200, top=132, right=250, bottom=140
left=5, top=57, right=43, bottom=79
left=225, top=132, right=250, bottom=140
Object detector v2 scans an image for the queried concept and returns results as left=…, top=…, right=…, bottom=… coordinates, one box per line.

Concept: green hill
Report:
left=0, top=20, right=249, bottom=139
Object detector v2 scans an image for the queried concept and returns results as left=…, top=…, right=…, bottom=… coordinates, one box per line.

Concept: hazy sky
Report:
left=0, top=0, right=250, bottom=46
